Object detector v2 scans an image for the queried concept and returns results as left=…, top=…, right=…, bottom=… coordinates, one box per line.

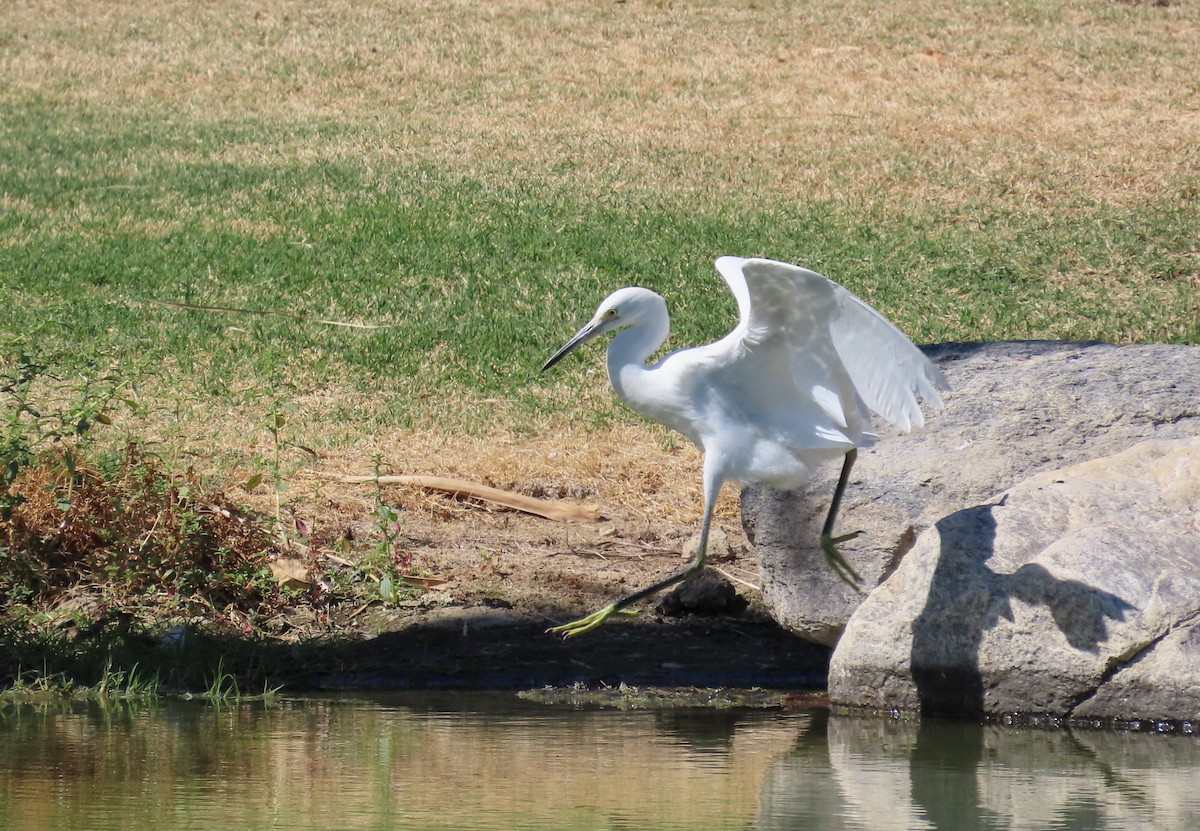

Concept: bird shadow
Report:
left=910, top=499, right=1136, bottom=718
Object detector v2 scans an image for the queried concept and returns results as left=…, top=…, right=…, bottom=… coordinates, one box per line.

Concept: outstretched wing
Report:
left=711, top=256, right=948, bottom=437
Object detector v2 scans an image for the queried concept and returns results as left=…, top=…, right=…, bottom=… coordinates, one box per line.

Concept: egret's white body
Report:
left=543, top=256, right=949, bottom=637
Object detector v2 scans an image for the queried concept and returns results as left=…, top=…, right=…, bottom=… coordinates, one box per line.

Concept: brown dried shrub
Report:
left=1, top=444, right=287, bottom=616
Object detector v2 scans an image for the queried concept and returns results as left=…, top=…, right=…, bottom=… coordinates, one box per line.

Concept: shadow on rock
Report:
left=912, top=500, right=1134, bottom=718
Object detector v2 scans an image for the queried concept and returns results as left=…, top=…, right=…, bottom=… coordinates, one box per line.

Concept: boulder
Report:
left=742, top=341, right=1200, bottom=646
left=828, top=437, right=1200, bottom=721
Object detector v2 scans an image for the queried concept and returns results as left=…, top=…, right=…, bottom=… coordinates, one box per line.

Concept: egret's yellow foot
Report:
left=547, top=605, right=638, bottom=638
left=820, top=531, right=864, bottom=590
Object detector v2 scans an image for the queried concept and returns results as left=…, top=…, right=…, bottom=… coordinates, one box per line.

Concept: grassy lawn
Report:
left=0, top=0, right=1197, bottom=687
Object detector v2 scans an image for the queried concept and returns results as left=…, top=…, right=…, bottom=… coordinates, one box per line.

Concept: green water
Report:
left=0, top=694, right=1195, bottom=830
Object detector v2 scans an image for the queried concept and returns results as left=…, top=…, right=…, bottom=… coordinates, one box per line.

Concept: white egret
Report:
left=542, top=256, right=949, bottom=637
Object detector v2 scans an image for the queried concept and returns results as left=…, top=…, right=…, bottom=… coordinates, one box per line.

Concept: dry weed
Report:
left=1, top=445, right=287, bottom=614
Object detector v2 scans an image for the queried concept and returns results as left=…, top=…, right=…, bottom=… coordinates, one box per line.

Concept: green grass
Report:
left=0, top=610, right=310, bottom=699
left=3, top=100, right=1195, bottom=438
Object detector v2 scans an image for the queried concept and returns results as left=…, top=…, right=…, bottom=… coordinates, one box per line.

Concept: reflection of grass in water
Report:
left=1, top=696, right=1194, bottom=829
left=0, top=696, right=804, bottom=829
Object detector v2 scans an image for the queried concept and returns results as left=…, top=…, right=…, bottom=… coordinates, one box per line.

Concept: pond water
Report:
left=0, top=693, right=1196, bottom=831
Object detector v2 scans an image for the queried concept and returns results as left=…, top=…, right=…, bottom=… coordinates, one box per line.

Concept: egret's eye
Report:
left=606, top=308, right=618, bottom=318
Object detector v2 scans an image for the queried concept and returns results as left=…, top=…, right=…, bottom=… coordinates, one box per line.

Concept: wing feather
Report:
left=711, top=257, right=948, bottom=438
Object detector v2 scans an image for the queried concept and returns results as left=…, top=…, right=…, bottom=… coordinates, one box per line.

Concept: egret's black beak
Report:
left=542, top=318, right=607, bottom=372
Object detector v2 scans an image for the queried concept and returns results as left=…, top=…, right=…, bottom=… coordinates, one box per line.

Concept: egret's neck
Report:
left=606, top=312, right=670, bottom=413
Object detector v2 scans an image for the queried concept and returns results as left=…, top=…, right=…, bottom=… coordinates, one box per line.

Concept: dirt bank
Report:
left=274, top=467, right=831, bottom=691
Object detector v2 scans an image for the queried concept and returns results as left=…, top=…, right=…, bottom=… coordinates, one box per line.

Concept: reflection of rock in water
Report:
left=756, top=715, right=1200, bottom=831
left=757, top=710, right=876, bottom=831
left=827, top=717, right=939, bottom=831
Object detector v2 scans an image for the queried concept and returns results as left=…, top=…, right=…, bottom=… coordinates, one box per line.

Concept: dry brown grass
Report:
left=1, top=445, right=287, bottom=615
left=134, top=390, right=740, bottom=547
left=4, top=0, right=1197, bottom=210
left=97, top=372, right=756, bottom=619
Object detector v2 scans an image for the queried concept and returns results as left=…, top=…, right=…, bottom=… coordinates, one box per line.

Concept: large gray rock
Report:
left=828, top=437, right=1200, bottom=721
left=742, top=342, right=1200, bottom=646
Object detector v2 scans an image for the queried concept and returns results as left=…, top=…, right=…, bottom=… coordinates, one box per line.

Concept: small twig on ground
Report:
left=149, top=298, right=401, bottom=330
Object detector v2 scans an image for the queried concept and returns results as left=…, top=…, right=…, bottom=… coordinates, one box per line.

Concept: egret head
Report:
left=542, top=287, right=663, bottom=372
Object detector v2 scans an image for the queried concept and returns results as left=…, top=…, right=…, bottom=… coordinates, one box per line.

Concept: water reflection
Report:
left=759, top=712, right=1200, bottom=831
left=0, top=696, right=1195, bottom=831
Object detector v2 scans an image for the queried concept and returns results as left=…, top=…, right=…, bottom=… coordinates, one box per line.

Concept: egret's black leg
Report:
left=819, top=448, right=863, bottom=589
left=546, top=556, right=705, bottom=638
